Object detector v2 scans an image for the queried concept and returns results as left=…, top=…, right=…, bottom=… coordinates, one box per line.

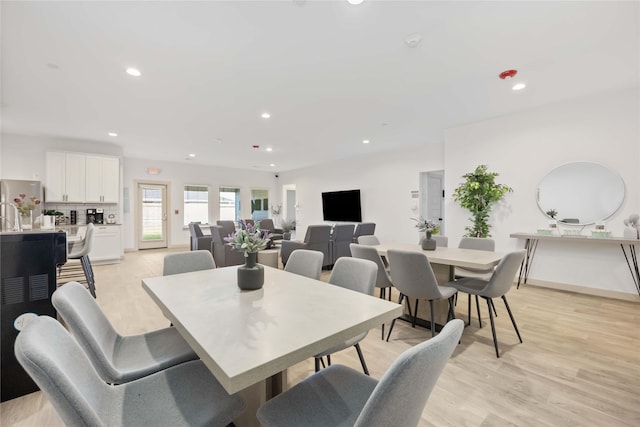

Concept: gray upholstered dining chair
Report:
left=163, top=250, right=216, bottom=276
left=433, top=235, right=449, bottom=247
left=52, top=281, right=198, bottom=384
left=15, top=316, right=245, bottom=426
left=330, top=223, right=355, bottom=264
left=283, top=249, right=324, bottom=280
left=357, top=235, right=380, bottom=245
left=386, top=249, right=457, bottom=340
left=58, top=223, right=96, bottom=297
left=353, top=222, right=376, bottom=242
left=449, top=250, right=526, bottom=357
left=280, top=225, right=332, bottom=268
left=356, top=235, right=390, bottom=267
left=349, top=243, right=394, bottom=339
left=257, top=319, right=463, bottom=427
left=314, top=257, right=377, bottom=375
left=456, top=237, right=496, bottom=327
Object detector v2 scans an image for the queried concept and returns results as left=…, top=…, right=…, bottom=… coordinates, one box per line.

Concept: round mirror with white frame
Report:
left=536, top=162, right=625, bottom=226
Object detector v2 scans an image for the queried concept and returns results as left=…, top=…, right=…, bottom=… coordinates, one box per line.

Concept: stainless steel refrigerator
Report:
left=0, top=179, right=43, bottom=232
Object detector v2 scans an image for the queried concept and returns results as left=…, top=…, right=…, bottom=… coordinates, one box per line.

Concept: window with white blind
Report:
left=184, top=185, right=209, bottom=226
left=219, top=187, right=241, bottom=224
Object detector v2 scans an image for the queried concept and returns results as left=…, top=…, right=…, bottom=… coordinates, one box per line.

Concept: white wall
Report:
left=0, top=133, right=123, bottom=181
left=279, top=142, right=445, bottom=244
left=444, top=88, right=639, bottom=295
left=123, top=158, right=278, bottom=249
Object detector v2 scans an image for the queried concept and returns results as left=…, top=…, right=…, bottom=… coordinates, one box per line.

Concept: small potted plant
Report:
left=224, top=221, right=272, bottom=290
left=411, top=217, right=440, bottom=250
left=280, top=219, right=296, bottom=240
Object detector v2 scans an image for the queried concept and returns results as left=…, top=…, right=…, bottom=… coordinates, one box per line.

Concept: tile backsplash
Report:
left=44, top=204, right=119, bottom=224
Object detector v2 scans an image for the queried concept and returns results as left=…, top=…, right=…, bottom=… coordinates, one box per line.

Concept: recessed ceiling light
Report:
left=126, top=67, right=141, bottom=77
left=266, top=147, right=273, bottom=152
left=348, top=0, right=364, bottom=5
left=512, top=83, right=527, bottom=91
left=270, top=163, right=276, bottom=167
left=362, top=139, right=370, bottom=144
left=261, top=112, right=271, bottom=119
left=188, top=153, right=196, bottom=157
left=108, top=132, right=118, bottom=137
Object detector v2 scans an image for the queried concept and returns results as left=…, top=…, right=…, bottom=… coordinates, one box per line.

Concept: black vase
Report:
left=237, top=253, right=264, bottom=290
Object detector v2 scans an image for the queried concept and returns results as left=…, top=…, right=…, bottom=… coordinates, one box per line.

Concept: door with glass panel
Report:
left=138, top=183, right=168, bottom=249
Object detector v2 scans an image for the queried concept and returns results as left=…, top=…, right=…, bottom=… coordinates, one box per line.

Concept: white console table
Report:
left=510, top=233, right=639, bottom=295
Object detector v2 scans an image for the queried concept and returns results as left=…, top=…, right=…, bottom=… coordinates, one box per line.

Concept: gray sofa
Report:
left=330, top=224, right=355, bottom=264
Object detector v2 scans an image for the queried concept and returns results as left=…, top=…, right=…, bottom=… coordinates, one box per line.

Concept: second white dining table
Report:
left=142, top=265, right=402, bottom=427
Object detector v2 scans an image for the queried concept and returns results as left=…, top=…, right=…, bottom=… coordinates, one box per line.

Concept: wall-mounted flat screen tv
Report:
left=322, top=189, right=362, bottom=222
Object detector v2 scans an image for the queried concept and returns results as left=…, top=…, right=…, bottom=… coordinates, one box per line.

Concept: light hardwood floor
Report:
left=2, top=247, right=639, bottom=426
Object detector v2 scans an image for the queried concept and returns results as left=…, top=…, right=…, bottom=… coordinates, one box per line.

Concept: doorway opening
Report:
left=137, top=182, right=168, bottom=249
left=420, top=170, right=444, bottom=236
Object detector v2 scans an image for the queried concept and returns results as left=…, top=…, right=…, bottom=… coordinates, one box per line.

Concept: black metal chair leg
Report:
left=411, top=299, right=419, bottom=328
left=354, top=343, right=369, bottom=375
left=428, top=299, right=436, bottom=337
left=326, top=354, right=331, bottom=366
left=502, top=295, right=523, bottom=343
left=314, top=357, right=320, bottom=372
left=489, top=298, right=498, bottom=317
left=475, top=295, right=482, bottom=328
left=486, top=298, right=500, bottom=358
left=448, top=296, right=456, bottom=321
left=81, top=256, right=96, bottom=298
left=467, top=293, right=472, bottom=326
left=404, top=294, right=413, bottom=319
left=385, top=318, right=397, bottom=342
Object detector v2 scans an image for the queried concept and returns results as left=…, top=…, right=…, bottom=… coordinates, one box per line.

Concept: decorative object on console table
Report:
left=412, top=217, right=440, bottom=251
left=623, top=214, right=639, bottom=239
left=452, top=165, right=512, bottom=238
left=224, top=220, right=272, bottom=290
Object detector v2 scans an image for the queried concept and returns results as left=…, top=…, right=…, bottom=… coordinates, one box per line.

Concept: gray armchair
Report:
left=257, top=218, right=284, bottom=241
left=330, top=224, right=355, bottom=264
left=188, top=222, right=212, bottom=252
left=353, top=222, right=376, bottom=242
left=280, top=225, right=332, bottom=268
left=211, top=221, right=245, bottom=267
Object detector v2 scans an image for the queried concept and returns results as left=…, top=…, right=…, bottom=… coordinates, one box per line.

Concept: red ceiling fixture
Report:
left=499, top=69, right=518, bottom=79
left=252, top=145, right=260, bottom=149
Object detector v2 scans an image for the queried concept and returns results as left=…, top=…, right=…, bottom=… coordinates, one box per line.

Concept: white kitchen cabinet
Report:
left=45, top=152, right=86, bottom=203
left=85, top=155, right=120, bottom=203
left=89, top=225, right=123, bottom=263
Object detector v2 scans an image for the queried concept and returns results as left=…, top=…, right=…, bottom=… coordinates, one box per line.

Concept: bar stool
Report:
left=58, top=223, right=96, bottom=298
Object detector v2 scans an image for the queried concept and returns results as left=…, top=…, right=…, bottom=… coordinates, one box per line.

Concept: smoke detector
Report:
left=404, top=33, right=423, bottom=48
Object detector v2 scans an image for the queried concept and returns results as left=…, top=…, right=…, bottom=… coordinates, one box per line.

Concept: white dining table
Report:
left=142, top=265, right=402, bottom=427
left=374, top=242, right=505, bottom=280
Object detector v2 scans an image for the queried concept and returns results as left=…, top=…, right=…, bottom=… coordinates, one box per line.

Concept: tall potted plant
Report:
left=452, top=165, right=512, bottom=238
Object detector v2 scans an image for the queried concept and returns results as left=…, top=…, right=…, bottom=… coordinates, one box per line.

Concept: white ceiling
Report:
left=2, top=1, right=638, bottom=172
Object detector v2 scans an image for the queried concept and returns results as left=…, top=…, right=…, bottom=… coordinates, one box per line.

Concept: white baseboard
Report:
left=523, top=278, right=640, bottom=302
